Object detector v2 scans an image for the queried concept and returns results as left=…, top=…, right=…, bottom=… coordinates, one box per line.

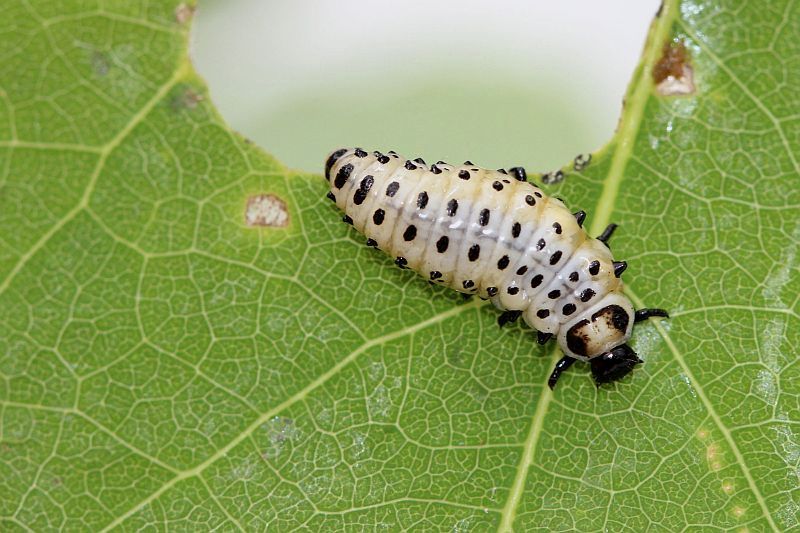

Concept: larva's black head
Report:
left=325, top=148, right=349, bottom=181
left=590, top=344, right=642, bottom=386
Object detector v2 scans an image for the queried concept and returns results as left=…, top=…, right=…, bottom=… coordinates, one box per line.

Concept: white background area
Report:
left=192, top=1, right=661, bottom=173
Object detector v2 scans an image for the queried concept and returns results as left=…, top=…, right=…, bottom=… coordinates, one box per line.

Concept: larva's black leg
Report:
left=497, top=310, right=522, bottom=328
left=590, top=344, right=642, bottom=387
left=613, top=261, right=627, bottom=278
left=537, top=332, right=552, bottom=345
left=573, top=210, right=586, bottom=227
left=548, top=356, right=576, bottom=390
left=596, top=223, right=618, bottom=247
left=634, top=308, right=669, bottom=323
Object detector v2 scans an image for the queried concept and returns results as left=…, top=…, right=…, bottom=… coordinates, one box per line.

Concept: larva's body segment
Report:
left=325, top=148, right=668, bottom=387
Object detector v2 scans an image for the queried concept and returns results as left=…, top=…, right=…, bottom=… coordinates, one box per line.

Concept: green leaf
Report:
left=1, top=0, right=797, bottom=530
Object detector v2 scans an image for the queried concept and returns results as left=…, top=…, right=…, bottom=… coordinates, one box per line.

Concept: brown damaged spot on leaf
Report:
left=246, top=194, right=289, bottom=228
left=170, top=86, right=204, bottom=111
left=653, top=40, right=695, bottom=96
left=175, top=3, right=195, bottom=24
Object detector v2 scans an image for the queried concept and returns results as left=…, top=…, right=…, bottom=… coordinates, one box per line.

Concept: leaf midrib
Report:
left=495, top=1, right=681, bottom=530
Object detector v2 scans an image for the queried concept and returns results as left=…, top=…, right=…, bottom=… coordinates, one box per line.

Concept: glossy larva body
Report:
left=324, top=148, right=667, bottom=387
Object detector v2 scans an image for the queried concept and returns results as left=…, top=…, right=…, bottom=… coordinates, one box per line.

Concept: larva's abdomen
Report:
left=325, top=148, right=634, bottom=361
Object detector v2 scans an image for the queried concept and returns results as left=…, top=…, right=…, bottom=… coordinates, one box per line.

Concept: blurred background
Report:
left=191, top=1, right=660, bottom=174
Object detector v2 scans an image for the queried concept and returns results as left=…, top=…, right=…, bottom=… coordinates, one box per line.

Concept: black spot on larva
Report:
left=388, top=150, right=397, bottom=155
left=534, top=191, right=543, bottom=198
left=588, top=260, right=600, bottom=275
left=464, top=160, right=473, bottom=165
left=417, top=191, right=429, bottom=209
left=414, top=157, right=426, bottom=165
left=404, top=160, right=417, bottom=170
left=403, top=225, right=417, bottom=241
left=326, top=191, right=336, bottom=202
left=507, top=286, right=519, bottom=295
left=430, top=270, right=442, bottom=280
left=487, top=286, right=498, bottom=297
left=516, top=265, right=528, bottom=275
left=353, top=189, right=366, bottom=205
left=537, top=309, right=550, bottom=319
left=569, top=271, right=579, bottom=282
left=536, top=238, right=546, bottom=251
left=436, top=236, right=449, bottom=253
left=497, top=168, right=507, bottom=174
left=525, top=194, right=535, bottom=206
left=374, top=150, right=383, bottom=157
left=436, top=160, right=447, bottom=165
left=592, top=305, right=629, bottom=332
left=446, top=199, right=459, bottom=216
left=431, top=164, right=442, bottom=174
left=342, top=215, right=353, bottom=225
left=511, top=222, right=521, bottom=238
left=395, top=256, right=408, bottom=268
left=492, top=181, right=503, bottom=191
left=468, top=244, right=480, bottom=261
left=378, top=155, right=390, bottom=164
left=463, top=279, right=474, bottom=289
left=566, top=319, right=590, bottom=356
left=325, top=148, right=348, bottom=180
left=530, top=274, right=543, bottom=288
left=563, top=303, right=576, bottom=315
left=333, top=163, right=353, bottom=189
left=458, top=170, right=470, bottom=180
left=611, top=307, right=629, bottom=330
left=366, top=238, right=377, bottom=248
left=353, top=175, right=374, bottom=205
left=552, top=222, right=562, bottom=234
left=361, top=175, right=374, bottom=191
left=354, top=148, right=368, bottom=157
left=509, top=167, right=527, bottom=182
left=497, top=255, right=510, bottom=270
left=386, top=181, right=399, bottom=197
left=580, top=288, right=596, bottom=302
left=548, top=289, right=561, bottom=299
left=479, top=209, right=490, bottom=226
left=549, top=250, right=562, bottom=265
left=373, top=209, right=385, bottom=225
